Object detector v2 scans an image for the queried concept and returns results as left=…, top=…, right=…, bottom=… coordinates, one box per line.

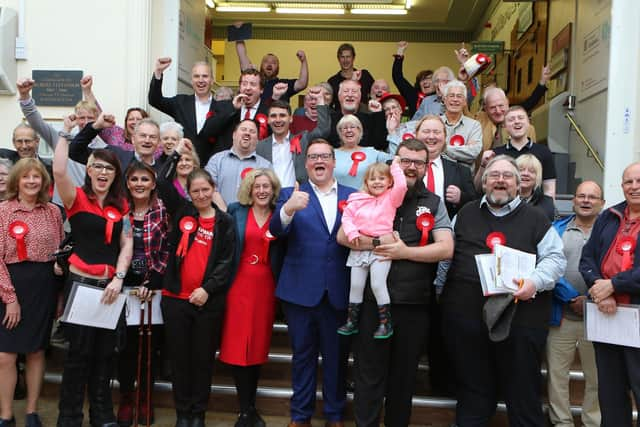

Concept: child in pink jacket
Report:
left=338, top=157, right=407, bottom=339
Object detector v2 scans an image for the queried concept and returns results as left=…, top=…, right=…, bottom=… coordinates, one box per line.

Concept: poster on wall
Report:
left=576, top=0, right=611, bottom=101
left=178, top=0, right=209, bottom=87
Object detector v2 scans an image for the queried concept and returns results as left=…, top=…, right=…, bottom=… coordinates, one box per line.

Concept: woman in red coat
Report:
left=219, top=169, right=283, bottom=427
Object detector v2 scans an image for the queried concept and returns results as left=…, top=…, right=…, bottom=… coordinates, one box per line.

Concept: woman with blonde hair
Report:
left=0, top=158, right=64, bottom=427
left=516, top=154, right=555, bottom=221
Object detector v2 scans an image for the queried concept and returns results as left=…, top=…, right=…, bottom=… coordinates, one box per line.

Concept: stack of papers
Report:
left=475, top=244, right=536, bottom=296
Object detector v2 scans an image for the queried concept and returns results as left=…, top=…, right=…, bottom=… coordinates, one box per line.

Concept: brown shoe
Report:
left=325, top=422, right=344, bottom=427
left=287, top=422, right=311, bottom=427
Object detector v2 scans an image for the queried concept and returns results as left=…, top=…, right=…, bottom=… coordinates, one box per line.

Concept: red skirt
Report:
left=218, top=259, right=275, bottom=366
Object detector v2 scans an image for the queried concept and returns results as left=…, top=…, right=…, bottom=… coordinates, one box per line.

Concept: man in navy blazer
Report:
left=270, top=139, right=355, bottom=427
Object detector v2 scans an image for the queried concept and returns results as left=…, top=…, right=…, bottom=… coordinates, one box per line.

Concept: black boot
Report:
left=373, top=304, right=393, bottom=339
left=57, top=354, right=88, bottom=427
left=88, top=358, right=117, bottom=427
left=175, top=412, right=190, bottom=427
left=337, top=303, right=361, bottom=335
left=248, top=406, right=266, bottom=427
left=190, top=413, right=205, bottom=427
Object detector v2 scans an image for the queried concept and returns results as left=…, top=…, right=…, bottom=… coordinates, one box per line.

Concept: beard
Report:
left=486, top=190, right=515, bottom=207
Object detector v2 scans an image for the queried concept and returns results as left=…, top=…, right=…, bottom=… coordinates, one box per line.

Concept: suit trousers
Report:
left=352, top=300, right=429, bottom=427
left=593, top=342, right=640, bottom=427
left=161, top=296, right=222, bottom=416
left=282, top=296, right=347, bottom=422
left=443, top=312, right=548, bottom=427
left=546, top=318, right=600, bottom=427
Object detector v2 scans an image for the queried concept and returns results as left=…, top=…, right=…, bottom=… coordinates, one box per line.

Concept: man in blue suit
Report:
left=270, top=138, right=355, bottom=427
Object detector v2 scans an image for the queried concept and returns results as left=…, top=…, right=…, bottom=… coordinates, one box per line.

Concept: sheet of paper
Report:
left=585, top=301, right=640, bottom=348
left=475, top=254, right=508, bottom=296
left=494, top=244, right=536, bottom=291
left=61, top=282, right=126, bottom=330
left=124, top=288, right=164, bottom=326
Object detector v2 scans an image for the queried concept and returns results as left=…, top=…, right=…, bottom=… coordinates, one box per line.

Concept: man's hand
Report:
left=63, top=113, right=78, bottom=132
left=589, top=278, right=615, bottom=303
left=396, top=41, right=408, bottom=56
left=479, top=150, right=496, bottom=168
left=296, top=50, right=306, bottom=63
left=445, top=185, right=462, bottom=204
left=80, top=75, right=93, bottom=93
left=176, top=138, right=194, bottom=156
left=373, top=231, right=407, bottom=261
left=92, top=112, right=116, bottom=130
left=368, top=99, right=382, bottom=113
left=308, top=86, right=324, bottom=105
left=597, top=295, right=617, bottom=314
left=155, top=57, right=172, bottom=79
left=284, top=181, right=309, bottom=216
left=386, top=110, right=401, bottom=133
left=539, top=65, right=551, bottom=86
left=16, top=78, right=35, bottom=100
left=512, top=278, right=536, bottom=301
left=569, top=295, right=587, bottom=316
left=232, top=93, right=249, bottom=109
left=455, top=42, right=470, bottom=65
left=272, top=82, right=289, bottom=101
left=2, top=301, right=20, bottom=330
left=352, top=70, right=362, bottom=82
left=189, top=287, right=209, bottom=307
left=101, top=279, right=122, bottom=305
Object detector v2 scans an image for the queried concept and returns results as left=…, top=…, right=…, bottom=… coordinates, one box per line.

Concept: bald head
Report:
left=573, top=180, right=604, bottom=221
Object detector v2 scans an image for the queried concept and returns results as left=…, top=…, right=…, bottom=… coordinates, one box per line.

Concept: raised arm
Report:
left=235, top=39, right=253, bottom=71
left=53, top=132, right=78, bottom=209
left=80, top=75, right=102, bottom=113
left=148, top=57, right=179, bottom=117
left=293, top=50, right=309, bottom=92
left=68, top=112, right=115, bottom=164
left=391, top=42, right=418, bottom=112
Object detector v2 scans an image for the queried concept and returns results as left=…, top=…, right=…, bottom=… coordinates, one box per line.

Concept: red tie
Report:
left=427, top=161, right=435, bottom=193
left=244, top=108, right=251, bottom=120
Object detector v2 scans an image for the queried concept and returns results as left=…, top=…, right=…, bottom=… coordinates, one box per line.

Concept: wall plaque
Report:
left=32, top=70, right=83, bottom=107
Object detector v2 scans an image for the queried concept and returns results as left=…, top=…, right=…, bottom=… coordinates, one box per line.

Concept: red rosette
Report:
left=290, top=134, right=302, bottom=154
left=616, top=236, right=636, bottom=271
left=416, top=92, right=426, bottom=110
left=9, top=221, right=29, bottom=261
left=476, top=53, right=489, bottom=64
left=402, top=132, right=415, bottom=141
left=338, top=200, right=348, bottom=214
left=103, top=207, right=122, bottom=245
left=416, top=213, right=434, bottom=246
left=176, top=216, right=197, bottom=258
left=240, top=167, right=254, bottom=180
left=261, top=229, right=277, bottom=262
left=255, top=113, right=268, bottom=139
left=450, top=135, right=465, bottom=146
left=486, top=231, right=506, bottom=252
left=206, top=111, right=214, bottom=119
left=348, top=151, right=367, bottom=177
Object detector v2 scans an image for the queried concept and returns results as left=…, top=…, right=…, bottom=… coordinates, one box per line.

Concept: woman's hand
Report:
left=54, top=262, right=64, bottom=276
left=189, top=288, right=209, bottom=307
left=101, top=279, right=123, bottom=305
left=137, top=285, right=152, bottom=301
left=3, top=301, right=21, bottom=330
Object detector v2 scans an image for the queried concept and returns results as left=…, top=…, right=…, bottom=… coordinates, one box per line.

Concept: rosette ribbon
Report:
left=416, top=213, right=434, bottom=246
left=176, top=216, right=197, bottom=258
left=103, top=207, right=122, bottom=245
left=9, top=221, right=29, bottom=261
left=348, top=151, right=367, bottom=177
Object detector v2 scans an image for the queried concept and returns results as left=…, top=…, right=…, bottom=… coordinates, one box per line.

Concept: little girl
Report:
left=339, top=157, right=407, bottom=339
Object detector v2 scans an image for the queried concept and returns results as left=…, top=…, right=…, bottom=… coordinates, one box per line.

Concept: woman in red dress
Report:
left=219, top=168, right=283, bottom=427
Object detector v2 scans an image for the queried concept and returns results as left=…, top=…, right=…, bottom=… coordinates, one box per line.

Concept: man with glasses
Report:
left=411, top=66, right=455, bottom=121
left=338, top=138, right=453, bottom=425
left=69, top=114, right=164, bottom=172
left=440, top=155, right=565, bottom=426
left=0, top=124, right=53, bottom=184
left=270, top=139, right=356, bottom=427
left=327, top=43, right=375, bottom=110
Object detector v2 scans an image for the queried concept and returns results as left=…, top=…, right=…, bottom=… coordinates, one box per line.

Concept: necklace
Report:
left=133, top=210, right=147, bottom=218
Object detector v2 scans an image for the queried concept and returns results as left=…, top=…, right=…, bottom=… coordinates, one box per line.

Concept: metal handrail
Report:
left=565, top=113, right=605, bottom=171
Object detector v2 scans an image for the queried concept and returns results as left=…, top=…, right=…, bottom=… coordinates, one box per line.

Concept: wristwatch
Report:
left=372, top=237, right=381, bottom=248
left=115, top=271, right=126, bottom=279
left=58, top=130, right=73, bottom=140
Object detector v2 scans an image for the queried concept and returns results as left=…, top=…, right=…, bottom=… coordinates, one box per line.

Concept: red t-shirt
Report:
left=168, top=216, right=216, bottom=300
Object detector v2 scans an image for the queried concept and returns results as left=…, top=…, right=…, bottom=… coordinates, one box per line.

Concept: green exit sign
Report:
left=471, top=41, right=505, bottom=54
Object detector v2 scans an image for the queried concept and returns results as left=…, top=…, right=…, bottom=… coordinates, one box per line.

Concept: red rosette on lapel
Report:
left=338, top=200, right=348, bottom=214
left=450, top=135, right=465, bottom=146
left=485, top=231, right=506, bottom=252
left=348, top=151, right=367, bottom=177
left=616, top=236, right=636, bottom=271
left=290, top=134, right=302, bottom=154
left=206, top=111, right=214, bottom=119
left=103, top=207, right=122, bottom=245
left=402, top=132, right=415, bottom=141
left=416, top=213, right=434, bottom=246
left=176, top=216, right=197, bottom=258
left=9, top=221, right=29, bottom=261
left=416, top=92, right=426, bottom=110
left=255, top=113, right=268, bottom=139
left=261, top=229, right=277, bottom=263
left=240, top=167, right=254, bottom=180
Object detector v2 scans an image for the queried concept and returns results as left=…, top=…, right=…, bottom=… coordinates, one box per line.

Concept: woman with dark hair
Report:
left=392, top=41, right=434, bottom=118
left=115, top=161, right=169, bottom=427
left=53, top=134, right=133, bottom=427
left=0, top=158, right=64, bottom=427
left=157, top=139, right=235, bottom=427
left=219, top=168, right=283, bottom=427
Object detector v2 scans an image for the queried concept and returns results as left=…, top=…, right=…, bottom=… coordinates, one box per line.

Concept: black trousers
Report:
left=442, top=312, right=547, bottom=427
left=161, top=296, right=222, bottom=416
left=117, top=324, right=163, bottom=394
left=352, top=300, right=429, bottom=427
left=593, top=342, right=640, bottom=426
left=231, top=364, right=261, bottom=413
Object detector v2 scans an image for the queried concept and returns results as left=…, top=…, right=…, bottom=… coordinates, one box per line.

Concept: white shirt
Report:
left=423, top=155, right=444, bottom=199
left=195, top=95, right=212, bottom=133
left=280, top=179, right=338, bottom=232
left=240, top=100, right=262, bottom=120
left=271, top=132, right=296, bottom=188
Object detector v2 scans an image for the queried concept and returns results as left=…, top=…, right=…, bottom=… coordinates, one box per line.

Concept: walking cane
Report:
left=133, top=292, right=145, bottom=427
left=131, top=288, right=154, bottom=427
left=144, top=296, right=153, bottom=427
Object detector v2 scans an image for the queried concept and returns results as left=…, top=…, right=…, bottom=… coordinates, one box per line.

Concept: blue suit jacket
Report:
left=270, top=182, right=355, bottom=310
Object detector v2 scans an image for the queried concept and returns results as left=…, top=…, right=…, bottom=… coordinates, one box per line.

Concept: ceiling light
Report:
left=205, top=0, right=215, bottom=8
left=276, top=6, right=345, bottom=14
left=405, top=0, right=412, bottom=9
left=215, top=4, right=271, bottom=12
left=350, top=5, right=408, bottom=15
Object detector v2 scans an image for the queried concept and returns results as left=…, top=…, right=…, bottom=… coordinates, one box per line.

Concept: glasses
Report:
left=14, top=138, right=35, bottom=144
left=306, top=153, right=333, bottom=161
left=90, top=163, right=116, bottom=173
left=446, top=93, right=465, bottom=99
left=487, top=171, right=515, bottom=180
left=399, top=158, right=427, bottom=168
left=575, top=194, right=601, bottom=201
left=339, top=125, right=359, bottom=132
left=136, top=133, right=158, bottom=141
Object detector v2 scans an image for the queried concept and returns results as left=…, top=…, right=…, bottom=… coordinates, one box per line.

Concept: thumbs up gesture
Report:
left=284, top=181, right=309, bottom=215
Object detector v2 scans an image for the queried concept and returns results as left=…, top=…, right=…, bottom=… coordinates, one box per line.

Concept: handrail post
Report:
left=565, top=113, right=605, bottom=171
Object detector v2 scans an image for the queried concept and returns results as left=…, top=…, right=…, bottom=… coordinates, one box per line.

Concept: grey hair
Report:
left=442, top=79, right=467, bottom=99
left=481, top=154, right=521, bottom=187
left=432, top=66, right=455, bottom=84
left=0, top=158, right=13, bottom=170
left=483, top=86, right=507, bottom=105
left=159, top=121, right=184, bottom=138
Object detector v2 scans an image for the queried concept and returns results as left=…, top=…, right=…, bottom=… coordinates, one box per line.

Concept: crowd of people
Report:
left=0, top=38, right=636, bottom=427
